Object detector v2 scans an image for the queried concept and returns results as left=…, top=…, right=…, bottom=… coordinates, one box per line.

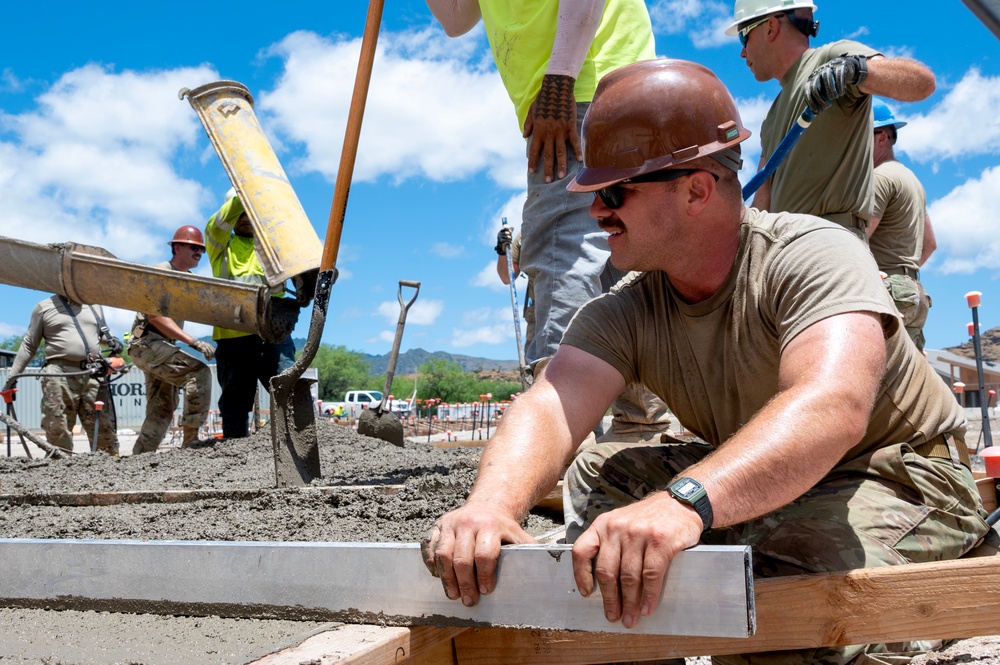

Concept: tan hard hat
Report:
left=568, top=59, right=751, bottom=193
left=169, top=225, right=205, bottom=248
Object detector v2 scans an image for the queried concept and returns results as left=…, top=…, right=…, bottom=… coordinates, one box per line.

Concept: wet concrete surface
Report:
left=0, top=419, right=560, bottom=663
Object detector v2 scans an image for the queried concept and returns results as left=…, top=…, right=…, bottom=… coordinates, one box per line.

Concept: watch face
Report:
left=672, top=478, right=701, bottom=499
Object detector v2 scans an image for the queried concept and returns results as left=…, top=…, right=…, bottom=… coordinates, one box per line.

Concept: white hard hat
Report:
left=225, top=186, right=237, bottom=201
left=725, top=0, right=817, bottom=35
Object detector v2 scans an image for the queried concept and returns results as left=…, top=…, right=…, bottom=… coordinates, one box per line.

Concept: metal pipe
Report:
left=179, top=81, right=322, bottom=290
left=0, top=236, right=295, bottom=342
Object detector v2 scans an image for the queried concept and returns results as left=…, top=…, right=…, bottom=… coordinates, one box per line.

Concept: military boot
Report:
left=181, top=426, right=203, bottom=448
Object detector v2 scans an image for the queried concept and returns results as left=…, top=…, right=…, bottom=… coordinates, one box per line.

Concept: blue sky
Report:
left=1, top=1, right=998, bottom=362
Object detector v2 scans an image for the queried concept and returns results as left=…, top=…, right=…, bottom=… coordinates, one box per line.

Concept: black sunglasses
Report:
left=597, top=169, right=717, bottom=209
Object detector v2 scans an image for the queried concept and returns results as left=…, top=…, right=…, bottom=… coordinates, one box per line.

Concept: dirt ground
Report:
left=0, top=421, right=998, bottom=664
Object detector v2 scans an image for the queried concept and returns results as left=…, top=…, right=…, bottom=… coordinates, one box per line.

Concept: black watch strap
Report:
left=667, top=476, right=713, bottom=532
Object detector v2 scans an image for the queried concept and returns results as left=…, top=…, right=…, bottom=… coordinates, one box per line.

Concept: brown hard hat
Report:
left=568, top=59, right=751, bottom=193
left=169, top=225, right=205, bottom=248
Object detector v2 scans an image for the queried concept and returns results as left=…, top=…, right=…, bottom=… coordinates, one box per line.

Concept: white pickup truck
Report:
left=321, top=390, right=412, bottom=417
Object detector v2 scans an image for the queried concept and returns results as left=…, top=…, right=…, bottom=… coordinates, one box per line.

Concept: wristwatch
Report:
left=667, top=476, right=713, bottom=532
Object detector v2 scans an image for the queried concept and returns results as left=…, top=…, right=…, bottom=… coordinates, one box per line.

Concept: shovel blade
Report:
left=357, top=409, right=405, bottom=447
left=270, top=376, right=322, bottom=487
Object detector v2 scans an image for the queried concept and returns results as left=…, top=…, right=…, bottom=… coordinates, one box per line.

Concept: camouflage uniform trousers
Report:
left=884, top=274, right=930, bottom=352
left=601, top=383, right=673, bottom=444
left=129, top=337, right=211, bottom=454
left=40, top=361, right=118, bottom=454
left=564, top=437, right=989, bottom=665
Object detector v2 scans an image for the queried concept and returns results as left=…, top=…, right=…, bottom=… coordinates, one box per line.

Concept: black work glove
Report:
left=106, top=336, right=124, bottom=356
left=803, top=55, right=868, bottom=114
left=2, top=379, right=16, bottom=393
left=495, top=227, right=513, bottom=256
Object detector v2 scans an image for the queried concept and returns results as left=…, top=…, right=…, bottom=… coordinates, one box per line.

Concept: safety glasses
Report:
left=597, top=169, right=712, bottom=209
left=738, top=15, right=772, bottom=47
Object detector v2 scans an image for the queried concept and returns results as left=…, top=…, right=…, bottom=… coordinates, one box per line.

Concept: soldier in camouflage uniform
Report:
left=422, top=61, right=987, bottom=665
left=128, top=226, right=215, bottom=453
left=4, top=295, right=121, bottom=454
left=868, top=98, right=936, bottom=352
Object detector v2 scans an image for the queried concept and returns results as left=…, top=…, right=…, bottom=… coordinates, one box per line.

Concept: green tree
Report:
left=417, top=358, right=476, bottom=403
left=308, top=344, right=375, bottom=401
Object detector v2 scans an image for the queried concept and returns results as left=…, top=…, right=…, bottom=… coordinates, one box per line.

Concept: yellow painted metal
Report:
left=0, top=236, right=267, bottom=334
left=179, top=80, right=322, bottom=288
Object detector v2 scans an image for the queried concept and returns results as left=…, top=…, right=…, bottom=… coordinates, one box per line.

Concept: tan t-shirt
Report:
left=761, top=40, right=882, bottom=225
left=872, top=159, right=926, bottom=273
left=131, top=260, right=187, bottom=340
left=561, top=208, right=965, bottom=464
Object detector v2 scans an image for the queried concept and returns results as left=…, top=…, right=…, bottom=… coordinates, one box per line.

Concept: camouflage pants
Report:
left=40, top=362, right=118, bottom=454
left=129, top=338, right=211, bottom=454
left=564, top=439, right=989, bottom=665
left=884, top=274, right=930, bottom=352
left=601, top=383, right=673, bottom=444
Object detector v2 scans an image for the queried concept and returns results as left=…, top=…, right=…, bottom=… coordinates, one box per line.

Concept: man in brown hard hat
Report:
left=422, top=59, right=986, bottom=665
left=128, top=225, right=215, bottom=453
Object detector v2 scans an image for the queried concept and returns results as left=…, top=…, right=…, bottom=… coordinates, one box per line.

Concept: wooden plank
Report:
left=452, top=554, right=1000, bottom=664
left=976, top=476, right=997, bottom=513
left=248, top=625, right=465, bottom=665
left=0, top=539, right=752, bottom=637
left=0, top=485, right=404, bottom=507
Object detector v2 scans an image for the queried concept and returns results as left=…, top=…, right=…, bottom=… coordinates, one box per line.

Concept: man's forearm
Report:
left=860, top=57, right=935, bottom=102
left=425, top=0, right=481, bottom=37
left=547, top=0, right=605, bottom=78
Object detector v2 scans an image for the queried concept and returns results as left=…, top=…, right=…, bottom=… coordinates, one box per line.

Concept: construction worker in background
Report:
left=4, top=295, right=122, bottom=454
left=730, top=0, right=935, bottom=241
left=870, top=97, right=936, bottom=352
left=128, top=226, right=215, bottom=453
left=423, top=60, right=986, bottom=665
left=426, top=0, right=656, bottom=367
left=205, top=190, right=296, bottom=439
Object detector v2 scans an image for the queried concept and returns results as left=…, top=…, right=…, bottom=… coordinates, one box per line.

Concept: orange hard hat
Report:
left=169, top=225, right=205, bottom=248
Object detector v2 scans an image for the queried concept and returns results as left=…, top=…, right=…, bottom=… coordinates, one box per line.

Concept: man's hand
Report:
left=525, top=74, right=580, bottom=182
left=105, top=336, right=124, bottom=356
left=803, top=55, right=868, bottom=114
left=190, top=339, right=216, bottom=361
left=421, top=505, right=536, bottom=607
left=495, top=227, right=513, bottom=256
left=571, top=492, right=703, bottom=629
left=2, top=379, right=16, bottom=393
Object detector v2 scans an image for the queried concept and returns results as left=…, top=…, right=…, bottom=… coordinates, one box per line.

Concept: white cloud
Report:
left=375, top=298, right=443, bottom=326
left=0, top=64, right=218, bottom=263
left=734, top=94, right=773, bottom=186
left=898, top=69, right=1000, bottom=163
left=648, top=0, right=732, bottom=48
left=431, top=241, right=464, bottom=258
left=927, top=165, right=1000, bottom=274
left=471, top=261, right=507, bottom=291
left=450, top=306, right=520, bottom=348
left=259, top=29, right=524, bottom=190
left=0, top=322, right=24, bottom=338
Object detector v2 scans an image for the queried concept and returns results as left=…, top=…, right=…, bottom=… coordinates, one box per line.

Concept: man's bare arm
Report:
left=423, top=345, right=623, bottom=606
left=860, top=56, right=936, bottom=102
left=146, top=315, right=197, bottom=346
left=572, top=311, right=886, bottom=629
left=920, top=213, right=936, bottom=266
left=425, top=0, right=482, bottom=37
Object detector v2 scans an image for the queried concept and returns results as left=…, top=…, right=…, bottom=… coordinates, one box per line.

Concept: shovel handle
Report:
left=379, top=280, right=421, bottom=409
left=321, top=0, right=385, bottom=272
left=742, top=107, right=815, bottom=202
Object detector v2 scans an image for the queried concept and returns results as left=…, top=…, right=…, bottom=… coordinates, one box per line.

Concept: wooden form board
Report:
left=280, top=552, right=1000, bottom=665
left=0, top=485, right=405, bottom=507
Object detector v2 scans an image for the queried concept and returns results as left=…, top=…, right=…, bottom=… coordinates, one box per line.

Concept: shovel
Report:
left=742, top=107, right=816, bottom=201
left=357, top=280, right=420, bottom=446
left=269, top=0, right=384, bottom=488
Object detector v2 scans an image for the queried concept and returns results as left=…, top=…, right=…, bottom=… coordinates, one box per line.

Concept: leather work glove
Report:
left=495, top=226, right=513, bottom=256
left=802, top=55, right=868, bottom=115
left=190, top=339, right=216, bottom=361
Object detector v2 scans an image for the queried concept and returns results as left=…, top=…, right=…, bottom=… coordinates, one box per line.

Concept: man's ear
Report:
left=685, top=171, right=717, bottom=216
